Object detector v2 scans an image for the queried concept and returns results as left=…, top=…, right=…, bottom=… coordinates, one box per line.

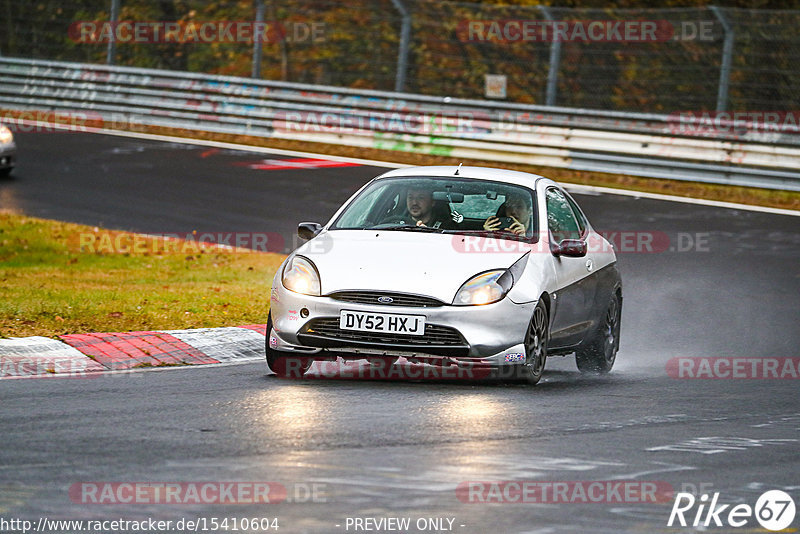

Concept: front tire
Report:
left=265, top=313, right=312, bottom=378
left=516, top=300, right=548, bottom=384
left=576, top=293, right=621, bottom=374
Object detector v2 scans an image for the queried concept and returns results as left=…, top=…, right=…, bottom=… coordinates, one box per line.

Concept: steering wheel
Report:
left=371, top=215, right=408, bottom=228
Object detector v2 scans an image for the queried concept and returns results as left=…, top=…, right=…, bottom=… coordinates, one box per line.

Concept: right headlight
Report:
left=0, top=126, right=12, bottom=144
left=281, top=255, right=321, bottom=296
left=453, top=270, right=513, bottom=306
left=452, top=253, right=529, bottom=306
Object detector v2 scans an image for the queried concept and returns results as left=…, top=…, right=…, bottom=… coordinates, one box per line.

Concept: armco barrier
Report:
left=1, top=57, right=799, bottom=191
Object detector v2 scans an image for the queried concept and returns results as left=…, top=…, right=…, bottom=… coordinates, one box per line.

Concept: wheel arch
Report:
left=538, top=292, right=552, bottom=336
left=538, top=291, right=550, bottom=315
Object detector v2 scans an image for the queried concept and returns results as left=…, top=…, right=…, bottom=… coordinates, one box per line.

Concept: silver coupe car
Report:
left=266, top=165, right=622, bottom=384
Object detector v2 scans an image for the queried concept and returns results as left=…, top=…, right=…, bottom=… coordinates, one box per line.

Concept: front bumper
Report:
left=269, top=284, right=535, bottom=368
left=0, top=143, right=15, bottom=170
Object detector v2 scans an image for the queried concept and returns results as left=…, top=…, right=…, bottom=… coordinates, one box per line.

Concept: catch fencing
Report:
left=3, top=2, right=800, bottom=114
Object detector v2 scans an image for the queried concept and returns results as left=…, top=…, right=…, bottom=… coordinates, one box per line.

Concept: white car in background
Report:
left=266, top=166, right=622, bottom=384
left=0, top=124, right=16, bottom=176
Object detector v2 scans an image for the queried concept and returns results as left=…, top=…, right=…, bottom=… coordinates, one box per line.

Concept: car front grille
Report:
left=298, top=318, right=468, bottom=356
left=328, top=291, right=444, bottom=308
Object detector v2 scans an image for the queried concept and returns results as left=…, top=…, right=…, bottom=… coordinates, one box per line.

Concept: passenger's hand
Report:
left=506, top=217, right=525, bottom=236
left=415, top=220, right=427, bottom=227
left=483, top=216, right=501, bottom=231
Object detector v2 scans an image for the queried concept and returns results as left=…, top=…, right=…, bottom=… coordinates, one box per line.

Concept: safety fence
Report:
left=1, top=57, right=799, bottom=191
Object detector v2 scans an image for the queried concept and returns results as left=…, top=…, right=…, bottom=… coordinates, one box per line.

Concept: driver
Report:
left=406, top=187, right=436, bottom=227
left=406, top=187, right=452, bottom=228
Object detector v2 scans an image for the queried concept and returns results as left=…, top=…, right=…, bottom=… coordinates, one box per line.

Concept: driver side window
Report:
left=546, top=188, right=581, bottom=244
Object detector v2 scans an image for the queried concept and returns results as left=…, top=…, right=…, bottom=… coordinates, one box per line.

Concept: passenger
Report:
left=483, top=193, right=531, bottom=236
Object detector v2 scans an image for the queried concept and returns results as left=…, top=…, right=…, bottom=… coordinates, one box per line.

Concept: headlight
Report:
left=453, top=269, right=512, bottom=306
left=282, top=255, right=321, bottom=296
left=0, top=126, right=12, bottom=144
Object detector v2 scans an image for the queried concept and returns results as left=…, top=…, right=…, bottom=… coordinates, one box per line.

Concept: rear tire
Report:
left=576, top=293, right=621, bottom=374
left=516, top=301, right=548, bottom=385
left=265, top=313, right=312, bottom=378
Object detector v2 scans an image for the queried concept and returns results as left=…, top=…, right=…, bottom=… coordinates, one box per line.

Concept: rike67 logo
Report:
left=668, top=490, right=796, bottom=531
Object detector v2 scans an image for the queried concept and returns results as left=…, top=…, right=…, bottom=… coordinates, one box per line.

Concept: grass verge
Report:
left=0, top=211, right=285, bottom=338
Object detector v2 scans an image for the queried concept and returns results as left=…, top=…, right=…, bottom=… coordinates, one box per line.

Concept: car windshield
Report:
left=331, top=176, right=537, bottom=240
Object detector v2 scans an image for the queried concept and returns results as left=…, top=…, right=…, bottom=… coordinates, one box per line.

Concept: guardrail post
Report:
left=251, top=0, right=266, bottom=78
left=710, top=6, right=734, bottom=112
left=106, top=0, right=121, bottom=65
left=538, top=6, right=561, bottom=107
left=390, top=0, right=411, bottom=92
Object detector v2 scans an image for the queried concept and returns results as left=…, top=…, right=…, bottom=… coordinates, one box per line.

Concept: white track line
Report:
left=10, top=119, right=799, bottom=216
left=562, top=183, right=800, bottom=217
left=11, top=120, right=404, bottom=168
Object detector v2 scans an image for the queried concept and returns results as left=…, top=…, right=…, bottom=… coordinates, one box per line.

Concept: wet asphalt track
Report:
left=0, top=131, right=799, bottom=533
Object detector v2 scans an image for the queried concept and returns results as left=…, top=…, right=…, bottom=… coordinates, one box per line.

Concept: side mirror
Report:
left=298, top=222, right=323, bottom=241
left=552, top=239, right=587, bottom=258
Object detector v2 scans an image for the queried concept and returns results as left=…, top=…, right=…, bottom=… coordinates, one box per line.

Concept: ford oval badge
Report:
left=377, top=296, right=394, bottom=304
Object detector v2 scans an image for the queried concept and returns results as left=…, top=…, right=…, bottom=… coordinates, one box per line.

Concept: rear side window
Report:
left=564, top=192, right=587, bottom=235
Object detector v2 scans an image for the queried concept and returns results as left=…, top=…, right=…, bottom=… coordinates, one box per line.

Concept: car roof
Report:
left=375, top=165, right=556, bottom=189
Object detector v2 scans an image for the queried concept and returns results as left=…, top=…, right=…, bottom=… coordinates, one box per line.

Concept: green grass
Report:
left=0, top=211, right=286, bottom=338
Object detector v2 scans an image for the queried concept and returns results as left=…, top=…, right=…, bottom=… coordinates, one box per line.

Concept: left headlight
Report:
left=0, top=126, right=12, bottom=144
left=282, top=255, right=321, bottom=296
left=453, top=269, right=512, bottom=306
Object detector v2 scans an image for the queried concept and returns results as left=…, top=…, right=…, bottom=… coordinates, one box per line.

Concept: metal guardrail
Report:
left=1, top=57, right=799, bottom=191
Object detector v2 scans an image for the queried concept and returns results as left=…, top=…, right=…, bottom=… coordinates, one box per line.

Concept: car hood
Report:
left=295, top=230, right=529, bottom=303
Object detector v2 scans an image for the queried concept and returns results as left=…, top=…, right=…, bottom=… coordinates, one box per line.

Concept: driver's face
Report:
left=406, top=189, right=433, bottom=221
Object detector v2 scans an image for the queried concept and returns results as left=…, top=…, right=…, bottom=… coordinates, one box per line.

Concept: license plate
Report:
left=339, top=310, right=425, bottom=336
